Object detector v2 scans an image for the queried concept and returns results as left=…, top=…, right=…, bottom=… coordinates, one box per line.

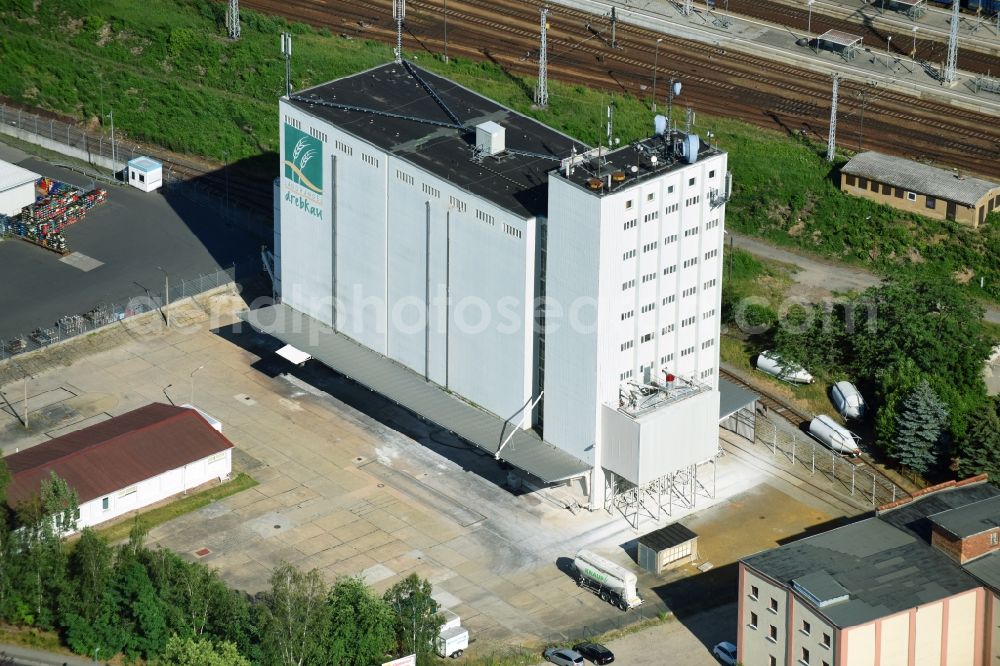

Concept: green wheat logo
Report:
left=283, top=124, right=323, bottom=194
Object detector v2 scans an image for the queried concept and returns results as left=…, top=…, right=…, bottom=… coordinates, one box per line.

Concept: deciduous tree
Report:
left=383, top=574, right=443, bottom=665
left=259, top=564, right=330, bottom=666
left=956, top=397, right=1000, bottom=480
left=326, top=577, right=396, bottom=666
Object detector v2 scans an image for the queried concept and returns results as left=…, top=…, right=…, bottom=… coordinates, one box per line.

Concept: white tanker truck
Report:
left=572, top=549, right=643, bottom=611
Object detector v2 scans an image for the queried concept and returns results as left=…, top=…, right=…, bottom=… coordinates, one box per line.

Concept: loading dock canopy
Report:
left=719, top=378, right=758, bottom=421
left=276, top=344, right=312, bottom=365
left=241, top=304, right=591, bottom=483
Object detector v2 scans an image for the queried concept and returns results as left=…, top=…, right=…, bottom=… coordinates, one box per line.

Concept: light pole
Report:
left=652, top=38, right=663, bottom=111
left=106, top=109, right=117, bottom=178
left=443, top=0, right=449, bottom=63
left=886, top=35, right=892, bottom=63
left=21, top=368, right=29, bottom=430
left=157, top=266, right=170, bottom=327
left=911, top=26, right=918, bottom=62
left=163, top=384, right=174, bottom=406
left=190, top=365, right=204, bottom=405
left=807, top=0, right=814, bottom=37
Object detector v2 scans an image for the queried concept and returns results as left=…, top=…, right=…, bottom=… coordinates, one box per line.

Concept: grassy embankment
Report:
left=1, top=0, right=997, bottom=302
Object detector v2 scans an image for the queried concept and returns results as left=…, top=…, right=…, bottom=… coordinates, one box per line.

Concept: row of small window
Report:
left=619, top=369, right=634, bottom=381
left=700, top=368, right=714, bottom=379
left=476, top=209, right=496, bottom=226
left=284, top=116, right=302, bottom=130
left=621, top=333, right=715, bottom=350
left=309, top=127, right=328, bottom=143
left=335, top=139, right=353, bottom=156
left=845, top=174, right=940, bottom=209
left=621, top=172, right=717, bottom=210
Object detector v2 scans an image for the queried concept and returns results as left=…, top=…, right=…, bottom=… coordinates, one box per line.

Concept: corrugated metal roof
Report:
left=5, top=403, right=234, bottom=507
left=241, top=304, right=591, bottom=483
left=0, top=159, right=40, bottom=192
left=841, top=151, right=1000, bottom=207
left=718, top=378, right=757, bottom=420
left=638, top=522, right=698, bottom=551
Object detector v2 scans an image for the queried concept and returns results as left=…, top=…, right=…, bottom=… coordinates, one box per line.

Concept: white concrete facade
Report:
left=276, top=86, right=727, bottom=496
left=278, top=101, right=536, bottom=424
left=75, top=448, right=231, bottom=531
left=543, top=151, right=727, bottom=494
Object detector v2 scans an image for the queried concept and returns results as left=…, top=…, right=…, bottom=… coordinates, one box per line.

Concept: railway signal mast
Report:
left=393, top=0, right=406, bottom=64
left=943, top=0, right=959, bottom=85
left=827, top=73, right=839, bottom=162
left=536, top=6, right=549, bottom=108
left=610, top=6, right=619, bottom=48
left=226, top=0, right=240, bottom=40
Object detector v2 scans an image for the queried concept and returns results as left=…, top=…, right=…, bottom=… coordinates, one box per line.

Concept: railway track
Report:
left=719, top=367, right=909, bottom=500
left=727, top=0, right=999, bottom=77
left=251, top=0, right=1000, bottom=178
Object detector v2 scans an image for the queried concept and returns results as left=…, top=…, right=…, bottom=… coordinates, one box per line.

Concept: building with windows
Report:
left=4, top=403, right=233, bottom=530
left=248, top=61, right=740, bottom=519
left=738, top=475, right=1000, bottom=666
left=840, top=151, right=1000, bottom=228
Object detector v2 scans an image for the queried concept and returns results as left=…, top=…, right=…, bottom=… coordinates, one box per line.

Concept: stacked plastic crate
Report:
left=15, top=186, right=108, bottom=253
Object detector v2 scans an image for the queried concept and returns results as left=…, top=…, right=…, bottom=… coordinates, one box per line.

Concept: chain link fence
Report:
left=0, top=266, right=235, bottom=362
left=754, top=417, right=905, bottom=507
left=0, top=103, right=272, bottom=226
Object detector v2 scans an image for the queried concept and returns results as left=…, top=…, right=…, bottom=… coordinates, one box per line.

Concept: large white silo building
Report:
left=247, top=62, right=749, bottom=522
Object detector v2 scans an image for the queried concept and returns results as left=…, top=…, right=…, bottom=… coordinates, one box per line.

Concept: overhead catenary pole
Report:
left=535, top=6, right=549, bottom=108
left=826, top=72, right=839, bottom=162
left=393, top=0, right=406, bottom=64
left=610, top=6, right=618, bottom=48
left=107, top=109, right=116, bottom=178
left=682, top=0, right=693, bottom=16
left=943, top=0, right=959, bottom=84
left=226, top=0, right=241, bottom=40
left=443, top=0, right=449, bottom=63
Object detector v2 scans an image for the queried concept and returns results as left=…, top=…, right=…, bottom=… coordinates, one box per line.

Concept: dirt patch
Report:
left=907, top=247, right=924, bottom=264
left=95, top=23, right=112, bottom=47
left=954, top=267, right=975, bottom=284
left=787, top=220, right=805, bottom=237
left=63, top=17, right=83, bottom=35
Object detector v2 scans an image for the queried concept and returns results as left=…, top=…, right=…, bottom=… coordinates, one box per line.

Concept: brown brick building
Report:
left=840, top=152, right=1000, bottom=229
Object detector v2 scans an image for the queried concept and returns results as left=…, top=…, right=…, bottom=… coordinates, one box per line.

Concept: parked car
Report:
left=543, top=648, right=584, bottom=666
left=755, top=350, right=814, bottom=384
left=712, top=641, right=737, bottom=665
left=572, top=642, right=615, bottom=664
left=830, top=381, right=866, bottom=419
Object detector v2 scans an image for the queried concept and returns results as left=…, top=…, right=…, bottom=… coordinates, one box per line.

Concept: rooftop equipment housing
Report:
left=476, top=121, right=506, bottom=156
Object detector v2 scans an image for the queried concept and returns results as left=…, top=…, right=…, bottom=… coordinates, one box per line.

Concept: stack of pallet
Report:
left=12, top=187, right=108, bottom=254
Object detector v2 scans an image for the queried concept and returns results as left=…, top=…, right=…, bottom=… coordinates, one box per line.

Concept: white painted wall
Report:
left=277, top=103, right=536, bottom=422
left=74, top=449, right=231, bottom=530
left=0, top=181, right=35, bottom=217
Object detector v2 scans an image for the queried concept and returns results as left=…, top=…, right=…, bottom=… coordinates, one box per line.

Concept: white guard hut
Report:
left=127, top=156, right=163, bottom=192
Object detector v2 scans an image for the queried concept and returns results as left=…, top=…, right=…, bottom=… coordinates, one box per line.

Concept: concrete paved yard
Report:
left=0, top=291, right=854, bottom=659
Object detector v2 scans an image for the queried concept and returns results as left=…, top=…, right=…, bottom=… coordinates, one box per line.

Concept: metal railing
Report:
left=753, top=417, right=906, bottom=507
left=0, top=266, right=236, bottom=362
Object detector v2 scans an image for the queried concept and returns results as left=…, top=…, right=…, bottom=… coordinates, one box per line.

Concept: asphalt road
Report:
left=0, top=143, right=263, bottom=342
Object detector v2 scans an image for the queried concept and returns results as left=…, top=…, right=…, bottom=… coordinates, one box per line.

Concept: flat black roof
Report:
left=553, top=133, right=723, bottom=197
left=965, top=551, right=1000, bottom=592
left=743, top=482, right=1000, bottom=628
left=929, top=495, right=1000, bottom=538
left=638, top=522, right=698, bottom=551
left=286, top=62, right=589, bottom=219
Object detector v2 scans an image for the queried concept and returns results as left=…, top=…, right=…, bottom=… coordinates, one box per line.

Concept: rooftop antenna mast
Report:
left=684, top=107, right=695, bottom=133
left=666, top=78, right=681, bottom=133
left=535, top=6, right=549, bottom=108
left=393, top=0, right=406, bottom=64
left=943, top=0, right=959, bottom=84
left=226, top=0, right=241, bottom=40
left=606, top=105, right=614, bottom=147
left=281, top=32, right=292, bottom=97
left=826, top=72, right=839, bottom=162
